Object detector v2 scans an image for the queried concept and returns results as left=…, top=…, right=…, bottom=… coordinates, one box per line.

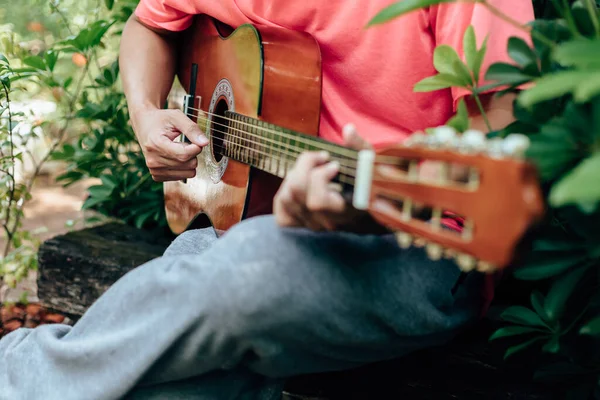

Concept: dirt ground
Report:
left=0, top=174, right=100, bottom=303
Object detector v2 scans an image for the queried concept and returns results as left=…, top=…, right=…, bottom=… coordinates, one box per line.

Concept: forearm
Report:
left=119, top=16, right=178, bottom=121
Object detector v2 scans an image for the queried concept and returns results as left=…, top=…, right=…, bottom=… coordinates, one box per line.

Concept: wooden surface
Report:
left=36, top=223, right=561, bottom=399
left=37, top=223, right=172, bottom=317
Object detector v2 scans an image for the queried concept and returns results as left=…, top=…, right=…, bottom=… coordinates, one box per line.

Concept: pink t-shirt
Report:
left=135, top=0, right=533, bottom=148
left=134, top=1, right=533, bottom=314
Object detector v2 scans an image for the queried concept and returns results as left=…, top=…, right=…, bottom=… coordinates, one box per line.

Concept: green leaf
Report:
left=367, top=0, right=454, bottom=26
left=446, top=98, right=470, bottom=132
left=504, top=337, right=543, bottom=359
left=105, top=0, right=115, bottom=10
left=508, top=37, right=539, bottom=69
left=531, top=290, right=549, bottom=321
left=517, top=252, right=588, bottom=280
left=545, top=264, right=589, bottom=321
left=542, top=335, right=561, bottom=353
left=413, top=73, right=465, bottom=92
left=573, top=72, right=600, bottom=102
left=550, top=153, right=600, bottom=210
left=489, top=326, right=547, bottom=341
left=485, top=62, right=533, bottom=86
left=433, top=45, right=472, bottom=86
left=472, top=35, right=489, bottom=83
left=553, top=39, right=600, bottom=69
left=463, top=25, right=477, bottom=76
left=501, top=306, right=550, bottom=329
left=579, top=316, right=600, bottom=336
left=44, top=50, right=58, bottom=72
left=518, top=71, right=589, bottom=107
left=87, top=184, right=114, bottom=200
left=22, top=56, right=46, bottom=71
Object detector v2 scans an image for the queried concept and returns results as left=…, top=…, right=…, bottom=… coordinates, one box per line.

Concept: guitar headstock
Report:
left=365, top=127, right=545, bottom=273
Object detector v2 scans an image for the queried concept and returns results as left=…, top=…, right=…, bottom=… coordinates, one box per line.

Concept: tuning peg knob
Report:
left=395, top=232, right=413, bottom=249
left=502, top=133, right=530, bottom=158
left=405, top=132, right=427, bottom=146
left=429, top=126, right=458, bottom=148
left=476, top=261, right=497, bottom=273
left=460, top=129, right=486, bottom=152
left=426, top=243, right=443, bottom=260
left=456, top=253, right=476, bottom=272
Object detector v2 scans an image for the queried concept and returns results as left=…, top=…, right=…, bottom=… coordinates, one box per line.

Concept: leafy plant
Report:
left=371, top=0, right=600, bottom=397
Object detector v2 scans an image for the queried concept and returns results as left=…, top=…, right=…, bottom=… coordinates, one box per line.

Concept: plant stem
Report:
left=472, top=93, right=493, bottom=132
left=482, top=0, right=557, bottom=48
left=2, top=82, right=15, bottom=258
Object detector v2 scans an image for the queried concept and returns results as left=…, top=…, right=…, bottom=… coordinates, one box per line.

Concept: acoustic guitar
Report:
left=164, top=15, right=545, bottom=273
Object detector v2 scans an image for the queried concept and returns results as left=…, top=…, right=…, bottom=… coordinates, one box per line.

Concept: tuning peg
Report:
left=404, top=132, right=428, bottom=146
left=426, top=243, right=443, bottom=260
left=414, top=237, right=426, bottom=248
left=502, top=133, right=530, bottom=158
left=455, top=253, right=476, bottom=272
left=485, top=137, right=505, bottom=158
left=476, top=261, right=497, bottom=273
left=444, top=248, right=457, bottom=259
left=460, top=129, right=487, bottom=152
left=429, top=126, right=458, bottom=148
left=395, top=232, right=413, bottom=249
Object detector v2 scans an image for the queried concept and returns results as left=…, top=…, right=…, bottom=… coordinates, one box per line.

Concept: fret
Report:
left=235, top=118, right=241, bottom=161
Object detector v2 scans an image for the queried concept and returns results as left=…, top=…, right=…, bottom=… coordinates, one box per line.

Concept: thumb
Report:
left=342, top=123, right=372, bottom=150
left=168, top=110, right=209, bottom=147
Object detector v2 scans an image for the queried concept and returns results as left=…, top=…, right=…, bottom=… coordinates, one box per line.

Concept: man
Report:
left=0, top=1, right=533, bottom=399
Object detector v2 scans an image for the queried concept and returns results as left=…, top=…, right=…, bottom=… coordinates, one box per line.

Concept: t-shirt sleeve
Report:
left=429, top=0, right=535, bottom=110
left=135, top=0, right=194, bottom=32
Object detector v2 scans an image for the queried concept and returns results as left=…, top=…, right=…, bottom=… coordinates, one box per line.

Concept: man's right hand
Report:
left=132, top=108, right=209, bottom=182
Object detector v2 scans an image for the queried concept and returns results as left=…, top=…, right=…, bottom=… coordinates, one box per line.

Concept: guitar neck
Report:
left=217, top=111, right=359, bottom=191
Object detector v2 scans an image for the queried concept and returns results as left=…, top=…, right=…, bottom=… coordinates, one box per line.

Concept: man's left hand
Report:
left=273, top=124, right=374, bottom=232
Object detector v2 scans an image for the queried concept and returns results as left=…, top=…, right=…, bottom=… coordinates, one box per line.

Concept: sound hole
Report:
left=211, top=98, right=230, bottom=163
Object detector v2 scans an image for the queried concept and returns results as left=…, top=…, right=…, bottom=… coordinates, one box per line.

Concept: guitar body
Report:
left=164, top=15, right=322, bottom=234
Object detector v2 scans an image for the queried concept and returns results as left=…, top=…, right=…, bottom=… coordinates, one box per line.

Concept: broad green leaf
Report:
left=553, top=39, right=600, bottom=68
left=433, top=45, right=472, bottom=86
left=463, top=25, right=477, bottom=77
left=489, top=326, right=547, bottom=341
left=367, top=0, right=454, bottom=26
left=446, top=98, right=470, bottom=132
left=550, top=153, right=600, bottom=210
left=579, top=316, right=600, bottom=336
left=501, top=306, right=550, bottom=329
left=531, top=290, right=548, bottom=321
left=413, top=73, right=465, bottom=92
left=504, top=337, right=543, bottom=359
left=105, top=0, right=115, bottom=10
left=44, top=50, right=58, bottom=72
left=472, top=35, right=488, bottom=83
left=542, top=335, right=561, bottom=353
left=100, top=174, right=118, bottom=189
left=525, top=119, right=589, bottom=182
left=545, top=264, right=589, bottom=321
left=573, top=72, right=600, bottom=102
left=518, top=71, right=589, bottom=107
left=515, top=250, right=588, bottom=280
left=22, top=56, right=46, bottom=71
left=0, top=54, right=8, bottom=64
left=485, top=62, right=532, bottom=86
left=87, top=184, right=114, bottom=200
left=508, top=37, right=539, bottom=69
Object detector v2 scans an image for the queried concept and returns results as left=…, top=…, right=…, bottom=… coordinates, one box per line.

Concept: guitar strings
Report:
left=185, top=107, right=360, bottom=159
left=186, top=108, right=408, bottom=166
left=211, top=138, right=356, bottom=185
left=190, top=113, right=361, bottom=172
left=189, top=113, right=360, bottom=171
left=210, top=137, right=358, bottom=183
left=192, top=115, right=356, bottom=171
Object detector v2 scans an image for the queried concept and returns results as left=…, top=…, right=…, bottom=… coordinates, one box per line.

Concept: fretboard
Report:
left=218, top=111, right=358, bottom=191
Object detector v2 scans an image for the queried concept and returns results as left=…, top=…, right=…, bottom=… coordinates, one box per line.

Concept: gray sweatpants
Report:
left=0, top=215, right=485, bottom=399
